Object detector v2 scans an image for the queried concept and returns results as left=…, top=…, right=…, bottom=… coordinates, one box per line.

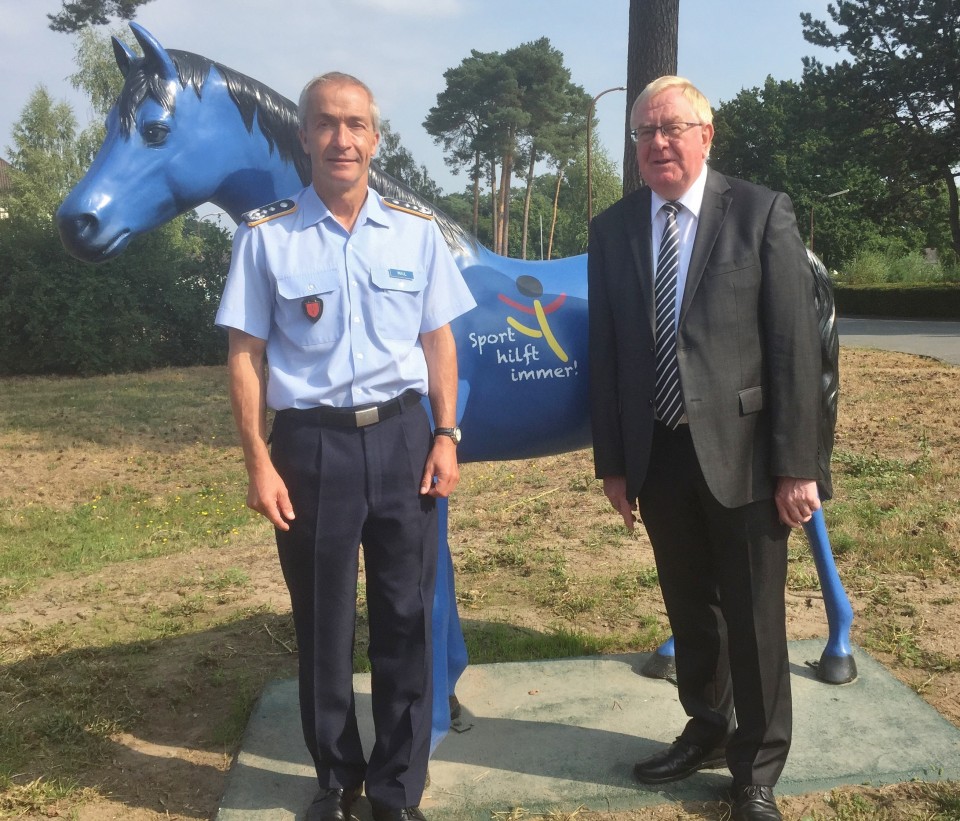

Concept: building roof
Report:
left=0, top=158, right=13, bottom=193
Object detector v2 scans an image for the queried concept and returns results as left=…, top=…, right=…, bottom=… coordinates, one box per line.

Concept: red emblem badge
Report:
left=302, top=296, right=323, bottom=322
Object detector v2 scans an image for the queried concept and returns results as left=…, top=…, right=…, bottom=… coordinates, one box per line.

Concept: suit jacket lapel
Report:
left=621, top=188, right=655, bottom=331
left=680, top=168, right=730, bottom=325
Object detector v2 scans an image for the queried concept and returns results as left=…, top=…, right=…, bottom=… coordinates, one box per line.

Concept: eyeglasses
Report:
left=630, top=122, right=702, bottom=144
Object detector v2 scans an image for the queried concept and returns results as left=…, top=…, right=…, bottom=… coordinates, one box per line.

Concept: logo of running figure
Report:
left=498, top=274, right=570, bottom=362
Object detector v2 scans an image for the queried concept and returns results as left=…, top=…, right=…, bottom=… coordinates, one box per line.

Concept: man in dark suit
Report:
left=588, top=76, right=821, bottom=821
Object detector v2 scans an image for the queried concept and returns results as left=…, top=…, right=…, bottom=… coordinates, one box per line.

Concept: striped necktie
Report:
left=655, top=201, right=685, bottom=429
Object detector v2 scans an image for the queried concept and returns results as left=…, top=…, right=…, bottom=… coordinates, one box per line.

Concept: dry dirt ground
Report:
left=2, top=348, right=960, bottom=820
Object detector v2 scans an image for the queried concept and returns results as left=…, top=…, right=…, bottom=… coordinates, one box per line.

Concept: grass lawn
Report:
left=2, top=350, right=959, bottom=820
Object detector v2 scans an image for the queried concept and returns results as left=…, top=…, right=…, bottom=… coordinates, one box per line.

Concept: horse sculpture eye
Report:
left=142, top=123, right=170, bottom=146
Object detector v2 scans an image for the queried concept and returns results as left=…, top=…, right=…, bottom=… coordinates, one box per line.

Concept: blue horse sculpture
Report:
left=57, top=24, right=856, bottom=755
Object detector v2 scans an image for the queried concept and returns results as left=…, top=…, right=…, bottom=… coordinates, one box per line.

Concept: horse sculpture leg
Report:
left=803, top=506, right=857, bottom=683
left=640, top=505, right=857, bottom=684
left=430, top=497, right=470, bottom=754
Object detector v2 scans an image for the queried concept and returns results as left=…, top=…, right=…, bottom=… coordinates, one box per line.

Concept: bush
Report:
left=0, top=215, right=230, bottom=376
left=833, top=283, right=960, bottom=318
left=838, top=250, right=953, bottom=286
left=842, top=251, right=890, bottom=285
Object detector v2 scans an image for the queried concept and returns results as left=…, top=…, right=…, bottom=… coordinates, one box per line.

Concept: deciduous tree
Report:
left=6, top=87, right=83, bottom=224
left=801, top=0, right=960, bottom=256
left=1, top=44, right=230, bottom=375
left=711, top=76, right=948, bottom=267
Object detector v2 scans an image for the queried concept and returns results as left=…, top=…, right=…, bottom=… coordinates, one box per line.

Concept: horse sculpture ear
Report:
left=130, top=22, right=178, bottom=81
left=112, top=35, right=137, bottom=77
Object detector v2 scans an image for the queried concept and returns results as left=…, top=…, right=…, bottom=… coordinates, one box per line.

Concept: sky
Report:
left=1, top=0, right=839, bottom=206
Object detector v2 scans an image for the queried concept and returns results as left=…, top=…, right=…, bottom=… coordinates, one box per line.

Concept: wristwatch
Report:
left=434, top=426, right=462, bottom=445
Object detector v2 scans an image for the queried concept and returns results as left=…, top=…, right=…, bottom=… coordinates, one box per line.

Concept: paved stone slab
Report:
left=216, top=640, right=960, bottom=820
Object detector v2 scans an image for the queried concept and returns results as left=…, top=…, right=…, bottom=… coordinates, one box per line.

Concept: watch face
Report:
left=452, top=427, right=462, bottom=444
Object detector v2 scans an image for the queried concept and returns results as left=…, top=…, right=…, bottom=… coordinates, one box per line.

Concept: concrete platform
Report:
left=216, top=640, right=960, bottom=819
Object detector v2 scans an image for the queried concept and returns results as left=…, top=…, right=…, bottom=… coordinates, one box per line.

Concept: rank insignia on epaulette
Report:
left=382, top=196, right=434, bottom=220
left=243, top=199, right=297, bottom=227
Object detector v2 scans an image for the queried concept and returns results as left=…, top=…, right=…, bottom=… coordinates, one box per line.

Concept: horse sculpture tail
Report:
left=808, top=248, right=839, bottom=502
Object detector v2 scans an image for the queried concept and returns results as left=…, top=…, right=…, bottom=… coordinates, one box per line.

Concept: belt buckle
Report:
left=354, top=406, right=380, bottom=427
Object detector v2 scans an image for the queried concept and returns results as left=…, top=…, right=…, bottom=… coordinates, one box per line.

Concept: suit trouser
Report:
left=637, top=422, right=792, bottom=787
left=270, top=403, right=437, bottom=808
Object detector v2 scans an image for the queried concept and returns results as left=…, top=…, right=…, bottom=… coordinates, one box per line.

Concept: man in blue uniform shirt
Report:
left=216, top=72, right=475, bottom=821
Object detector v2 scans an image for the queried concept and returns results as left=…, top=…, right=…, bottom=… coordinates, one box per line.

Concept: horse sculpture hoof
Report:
left=640, top=637, right=677, bottom=680
left=814, top=652, right=858, bottom=685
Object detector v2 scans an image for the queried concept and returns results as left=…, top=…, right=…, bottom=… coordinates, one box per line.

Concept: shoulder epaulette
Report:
left=382, top=196, right=434, bottom=221
left=243, top=199, right=297, bottom=227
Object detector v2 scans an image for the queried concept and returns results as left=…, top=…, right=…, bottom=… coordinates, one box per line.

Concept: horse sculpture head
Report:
left=56, top=23, right=307, bottom=262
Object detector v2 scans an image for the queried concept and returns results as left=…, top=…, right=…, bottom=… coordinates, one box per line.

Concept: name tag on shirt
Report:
left=388, top=269, right=415, bottom=281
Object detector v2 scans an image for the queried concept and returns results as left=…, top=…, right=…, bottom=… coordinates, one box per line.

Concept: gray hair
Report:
left=630, top=75, right=714, bottom=128
left=297, top=71, right=381, bottom=133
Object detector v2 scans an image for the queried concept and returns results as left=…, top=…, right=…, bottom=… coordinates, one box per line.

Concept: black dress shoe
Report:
left=305, top=786, right=363, bottom=821
left=369, top=802, right=427, bottom=821
left=632, top=737, right=726, bottom=784
left=370, top=801, right=427, bottom=821
left=730, top=783, right=782, bottom=821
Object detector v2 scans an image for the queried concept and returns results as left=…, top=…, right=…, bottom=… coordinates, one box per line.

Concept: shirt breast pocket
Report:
left=275, top=269, right=341, bottom=346
left=370, top=267, right=426, bottom=341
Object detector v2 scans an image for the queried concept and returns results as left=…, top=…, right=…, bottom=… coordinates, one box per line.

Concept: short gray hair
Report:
left=630, top=75, right=713, bottom=128
left=297, top=72, right=381, bottom=133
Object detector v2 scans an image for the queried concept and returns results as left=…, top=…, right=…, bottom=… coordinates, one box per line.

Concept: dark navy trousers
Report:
left=270, top=402, right=437, bottom=808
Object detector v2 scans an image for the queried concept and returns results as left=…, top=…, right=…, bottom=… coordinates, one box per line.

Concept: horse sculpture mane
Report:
left=114, top=45, right=312, bottom=186
left=113, top=32, right=480, bottom=261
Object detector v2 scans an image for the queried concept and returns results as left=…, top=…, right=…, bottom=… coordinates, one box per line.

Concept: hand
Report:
left=420, top=436, right=460, bottom=498
left=774, top=477, right=820, bottom=528
left=246, top=462, right=295, bottom=530
left=603, top=476, right=637, bottom=531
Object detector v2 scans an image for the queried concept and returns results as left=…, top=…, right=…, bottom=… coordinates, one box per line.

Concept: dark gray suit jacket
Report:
left=588, top=168, right=821, bottom=508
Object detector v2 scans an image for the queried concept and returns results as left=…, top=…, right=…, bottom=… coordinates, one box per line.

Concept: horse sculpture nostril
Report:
left=55, top=207, right=109, bottom=261
left=71, top=213, right=98, bottom=240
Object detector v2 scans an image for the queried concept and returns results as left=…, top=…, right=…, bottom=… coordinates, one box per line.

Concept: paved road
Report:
left=838, top=317, right=960, bottom=365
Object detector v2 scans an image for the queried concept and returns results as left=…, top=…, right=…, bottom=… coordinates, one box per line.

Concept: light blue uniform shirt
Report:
left=216, top=185, right=476, bottom=410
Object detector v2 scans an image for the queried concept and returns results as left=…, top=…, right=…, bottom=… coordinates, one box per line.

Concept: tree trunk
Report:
left=498, top=145, right=514, bottom=256
left=490, top=158, right=498, bottom=252
left=521, top=142, right=537, bottom=260
left=944, top=166, right=960, bottom=258
left=623, top=0, right=679, bottom=195
left=548, top=163, right=565, bottom=260
left=471, top=150, right=481, bottom=237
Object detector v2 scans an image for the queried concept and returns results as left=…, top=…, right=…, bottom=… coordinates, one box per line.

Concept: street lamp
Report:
left=587, top=86, right=626, bottom=226
left=809, top=188, right=849, bottom=254
left=197, top=211, right=224, bottom=226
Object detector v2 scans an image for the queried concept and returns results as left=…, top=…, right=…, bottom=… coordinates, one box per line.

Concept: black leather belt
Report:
left=299, top=389, right=422, bottom=428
